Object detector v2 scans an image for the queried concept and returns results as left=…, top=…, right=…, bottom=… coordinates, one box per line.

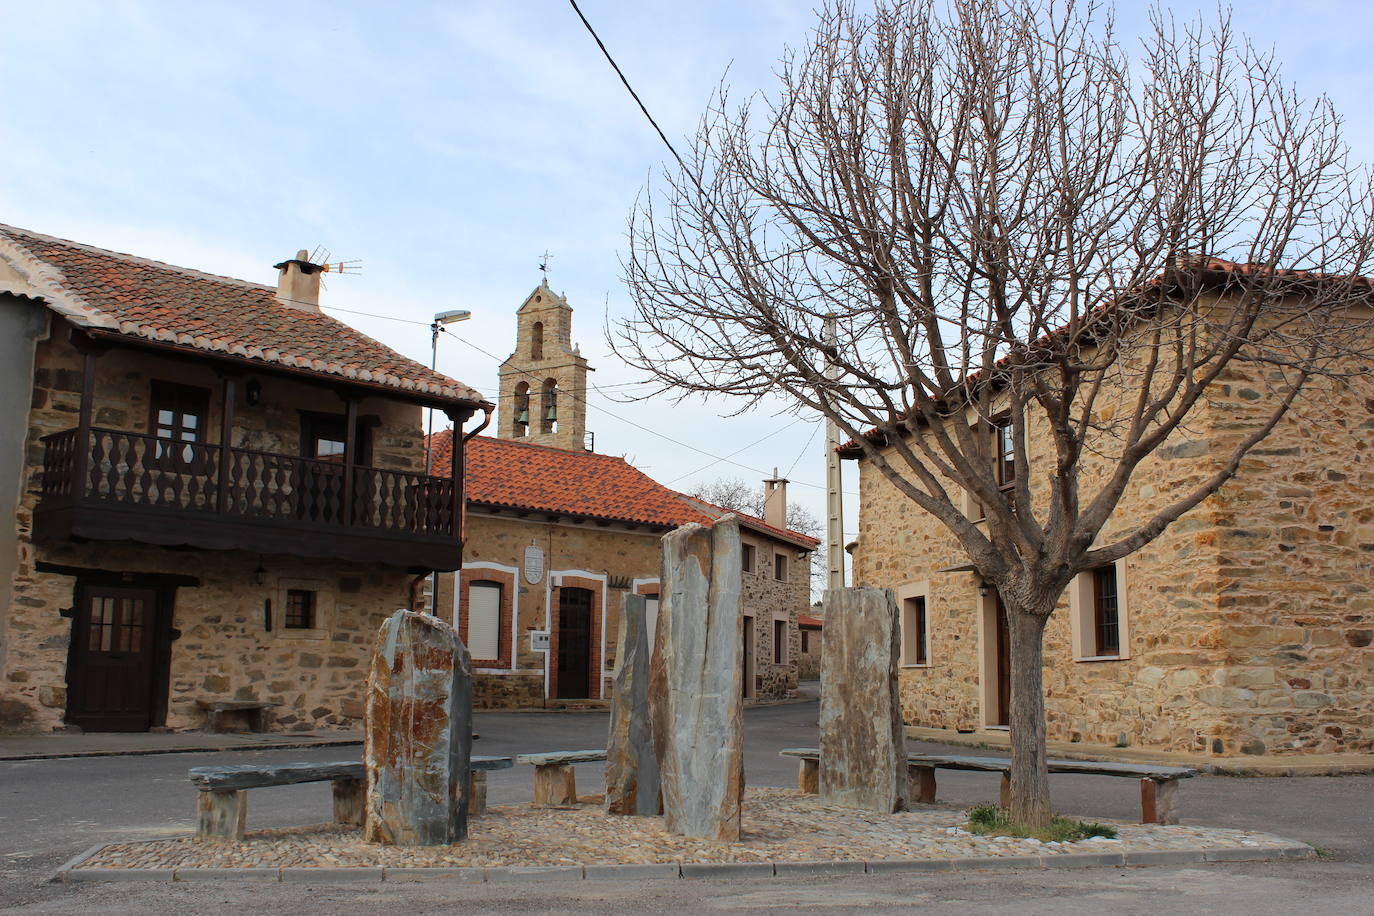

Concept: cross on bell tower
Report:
left=496, top=279, right=591, bottom=451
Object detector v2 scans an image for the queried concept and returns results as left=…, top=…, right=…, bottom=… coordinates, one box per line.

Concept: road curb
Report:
left=50, top=843, right=1310, bottom=883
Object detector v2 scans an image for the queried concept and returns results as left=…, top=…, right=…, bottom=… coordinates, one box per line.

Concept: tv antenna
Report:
left=306, top=246, right=362, bottom=289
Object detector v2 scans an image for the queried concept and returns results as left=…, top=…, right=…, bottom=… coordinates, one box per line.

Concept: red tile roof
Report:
left=0, top=223, right=487, bottom=406
left=429, top=431, right=820, bottom=548
left=798, top=614, right=824, bottom=628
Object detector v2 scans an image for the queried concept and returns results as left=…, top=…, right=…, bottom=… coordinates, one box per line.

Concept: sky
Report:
left=3, top=0, right=1374, bottom=567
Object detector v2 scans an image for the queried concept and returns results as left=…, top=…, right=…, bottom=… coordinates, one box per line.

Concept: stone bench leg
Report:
left=999, top=772, right=1012, bottom=809
left=196, top=789, right=246, bottom=842
left=332, top=777, right=365, bottom=826
left=798, top=758, right=819, bottom=794
left=908, top=764, right=937, bottom=804
left=1140, top=777, right=1179, bottom=825
left=533, top=764, right=577, bottom=805
left=468, top=770, right=488, bottom=817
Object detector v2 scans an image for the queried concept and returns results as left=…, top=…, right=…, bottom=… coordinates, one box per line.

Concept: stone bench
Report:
left=196, top=699, right=274, bottom=734
left=780, top=748, right=1197, bottom=824
left=515, top=750, right=607, bottom=805
left=188, top=756, right=514, bottom=841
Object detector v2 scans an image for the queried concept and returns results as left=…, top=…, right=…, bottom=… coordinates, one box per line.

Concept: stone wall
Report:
left=1, top=324, right=427, bottom=733
left=850, top=320, right=1374, bottom=757
left=797, top=627, right=822, bottom=680
left=435, top=512, right=814, bottom=706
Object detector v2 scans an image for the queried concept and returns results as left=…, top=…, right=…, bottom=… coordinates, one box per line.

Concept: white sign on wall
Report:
left=523, top=545, right=545, bottom=584
left=529, top=629, right=551, bottom=652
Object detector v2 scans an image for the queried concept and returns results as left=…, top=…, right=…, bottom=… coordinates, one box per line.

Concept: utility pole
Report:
left=824, top=315, right=845, bottom=593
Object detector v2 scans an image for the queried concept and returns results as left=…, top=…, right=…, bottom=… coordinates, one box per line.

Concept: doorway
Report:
left=994, top=595, right=1011, bottom=727
left=741, top=614, right=755, bottom=699
left=556, top=587, right=593, bottom=699
left=66, top=584, right=160, bottom=732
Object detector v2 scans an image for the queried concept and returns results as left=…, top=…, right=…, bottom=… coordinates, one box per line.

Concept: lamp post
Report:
left=428, top=309, right=471, bottom=622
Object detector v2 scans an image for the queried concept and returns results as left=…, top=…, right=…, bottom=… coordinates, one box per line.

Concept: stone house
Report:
left=841, top=261, right=1374, bottom=758
left=0, top=224, right=489, bottom=734
left=427, top=282, right=819, bottom=707
left=796, top=613, right=824, bottom=680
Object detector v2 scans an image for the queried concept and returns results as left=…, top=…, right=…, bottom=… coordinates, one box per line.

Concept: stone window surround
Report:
left=546, top=568, right=608, bottom=701
left=770, top=611, right=789, bottom=664
left=894, top=580, right=932, bottom=668
left=957, top=411, right=1022, bottom=521
left=457, top=562, right=519, bottom=671
left=272, top=577, right=332, bottom=640
left=973, top=585, right=1004, bottom=728
left=1068, top=557, right=1131, bottom=662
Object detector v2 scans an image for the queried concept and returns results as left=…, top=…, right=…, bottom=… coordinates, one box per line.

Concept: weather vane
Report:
left=538, top=249, right=553, bottom=281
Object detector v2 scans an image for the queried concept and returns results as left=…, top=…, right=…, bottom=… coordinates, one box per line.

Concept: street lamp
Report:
left=427, top=309, right=472, bottom=473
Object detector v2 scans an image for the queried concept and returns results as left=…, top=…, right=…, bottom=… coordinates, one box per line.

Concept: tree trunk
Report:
left=1007, top=605, right=1052, bottom=829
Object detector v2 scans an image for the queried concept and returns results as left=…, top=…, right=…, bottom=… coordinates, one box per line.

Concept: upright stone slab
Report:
left=364, top=609, right=473, bottom=845
left=606, top=593, right=661, bottom=815
left=651, top=516, right=744, bottom=840
left=819, top=587, right=907, bottom=813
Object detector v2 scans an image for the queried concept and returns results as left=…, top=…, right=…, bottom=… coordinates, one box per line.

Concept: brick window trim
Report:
left=550, top=574, right=605, bottom=701
left=459, top=568, right=515, bottom=669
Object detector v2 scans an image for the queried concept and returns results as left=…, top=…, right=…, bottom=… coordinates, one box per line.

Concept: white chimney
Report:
left=763, top=467, right=788, bottom=530
left=274, top=249, right=322, bottom=311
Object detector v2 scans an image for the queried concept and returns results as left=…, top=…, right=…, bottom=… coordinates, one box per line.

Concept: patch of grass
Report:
left=967, top=804, right=1119, bottom=843
left=1312, top=845, right=1337, bottom=860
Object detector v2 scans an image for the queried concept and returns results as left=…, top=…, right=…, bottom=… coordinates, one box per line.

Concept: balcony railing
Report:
left=37, top=427, right=460, bottom=567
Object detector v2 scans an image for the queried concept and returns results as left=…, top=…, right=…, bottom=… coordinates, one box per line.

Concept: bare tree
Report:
left=615, top=0, right=1374, bottom=826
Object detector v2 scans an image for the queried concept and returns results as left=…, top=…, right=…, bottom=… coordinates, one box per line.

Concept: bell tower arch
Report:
left=497, top=280, right=591, bottom=451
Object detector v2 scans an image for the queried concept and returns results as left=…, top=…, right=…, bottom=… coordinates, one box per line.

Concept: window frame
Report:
left=273, top=578, right=332, bottom=640
left=773, top=552, right=787, bottom=582
left=741, top=543, right=755, bottom=573
left=772, top=618, right=787, bottom=664
left=148, top=380, right=211, bottom=471
left=1092, top=566, right=1120, bottom=657
left=284, top=589, right=316, bottom=629
left=1069, top=559, right=1130, bottom=661
left=896, top=582, right=932, bottom=668
left=465, top=579, right=505, bottom=663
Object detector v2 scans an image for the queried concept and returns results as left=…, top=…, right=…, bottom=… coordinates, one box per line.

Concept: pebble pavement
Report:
left=83, top=788, right=1299, bottom=870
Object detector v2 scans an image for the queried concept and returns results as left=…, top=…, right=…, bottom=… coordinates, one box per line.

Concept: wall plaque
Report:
left=524, top=545, right=545, bottom=584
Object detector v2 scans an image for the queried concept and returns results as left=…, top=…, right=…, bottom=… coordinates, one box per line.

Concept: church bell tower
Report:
left=496, top=280, right=591, bottom=451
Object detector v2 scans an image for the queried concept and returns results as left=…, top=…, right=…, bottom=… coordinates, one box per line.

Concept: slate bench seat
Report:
left=195, top=699, right=274, bottom=734
left=515, top=749, right=608, bottom=805
left=780, top=748, right=1197, bottom=825
left=188, top=756, right=514, bottom=841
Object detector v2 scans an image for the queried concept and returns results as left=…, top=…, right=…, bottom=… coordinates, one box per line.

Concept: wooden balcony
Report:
left=34, top=427, right=464, bottom=570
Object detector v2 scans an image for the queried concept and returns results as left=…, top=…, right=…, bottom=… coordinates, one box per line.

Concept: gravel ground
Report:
left=81, top=788, right=1301, bottom=870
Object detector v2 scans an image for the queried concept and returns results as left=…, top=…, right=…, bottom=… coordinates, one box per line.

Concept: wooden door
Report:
left=556, top=587, right=593, bottom=699
left=67, top=585, right=159, bottom=732
left=994, top=595, right=1011, bottom=726
left=298, top=413, right=371, bottom=524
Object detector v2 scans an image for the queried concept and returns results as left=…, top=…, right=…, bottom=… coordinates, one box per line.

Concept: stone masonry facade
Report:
left=434, top=511, right=812, bottom=708
left=1, top=324, right=427, bottom=733
left=850, top=306, right=1374, bottom=757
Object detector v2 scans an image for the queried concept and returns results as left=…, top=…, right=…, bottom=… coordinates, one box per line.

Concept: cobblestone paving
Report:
left=83, top=789, right=1300, bottom=869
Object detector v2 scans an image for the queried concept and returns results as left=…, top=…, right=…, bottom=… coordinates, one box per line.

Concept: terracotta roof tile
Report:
left=798, top=614, right=824, bottom=628
left=429, top=431, right=820, bottom=548
left=0, top=223, right=487, bottom=406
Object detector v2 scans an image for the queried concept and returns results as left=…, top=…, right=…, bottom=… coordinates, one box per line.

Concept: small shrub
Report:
left=965, top=805, right=1118, bottom=843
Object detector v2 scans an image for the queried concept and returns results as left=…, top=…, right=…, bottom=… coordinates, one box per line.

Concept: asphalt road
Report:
left=2, top=699, right=1372, bottom=914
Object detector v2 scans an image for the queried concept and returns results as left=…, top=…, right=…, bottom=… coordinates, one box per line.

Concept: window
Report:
left=801, top=630, right=810, bottom=653
left=994, top=417, right=1017, bottom=488
left=644, top=591, right=660, bottom=649
left=531, top=321, right=544, bottom=360
left=741, top=543, right=755, bottom=573
left=467, top=580, right=503, bottom=661
left=149, top=381, right=209, bottom=468
left=1092, top=566, right=1120, bottom=656
left=774, top=553, right=787, bottom=582
left=773, top=619, right=787, bottom=663
left=902, top=595, right=928, bottom=665
left=285, top=589, right=315, bottom=629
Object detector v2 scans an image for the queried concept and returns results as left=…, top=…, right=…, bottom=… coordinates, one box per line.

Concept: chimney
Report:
left=274, top=249, right=322, bottom=311
left=763, top=467, right=788, bottom=530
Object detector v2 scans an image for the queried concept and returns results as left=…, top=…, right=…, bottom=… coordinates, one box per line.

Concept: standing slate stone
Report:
left=364, top=609, right=473, bottom=845
left=606, top=593, right=661, bottom=815
left=819, top=587, right=907, bottom=813
left=651, top=516, right=744, bottom=840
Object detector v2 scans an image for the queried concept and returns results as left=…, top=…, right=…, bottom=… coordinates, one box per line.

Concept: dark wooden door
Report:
left=556, top=587, right=593, bottom=699
left=994, top=595, right=1011, bottom=726
left=67, top=585, right=159, bottom=732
